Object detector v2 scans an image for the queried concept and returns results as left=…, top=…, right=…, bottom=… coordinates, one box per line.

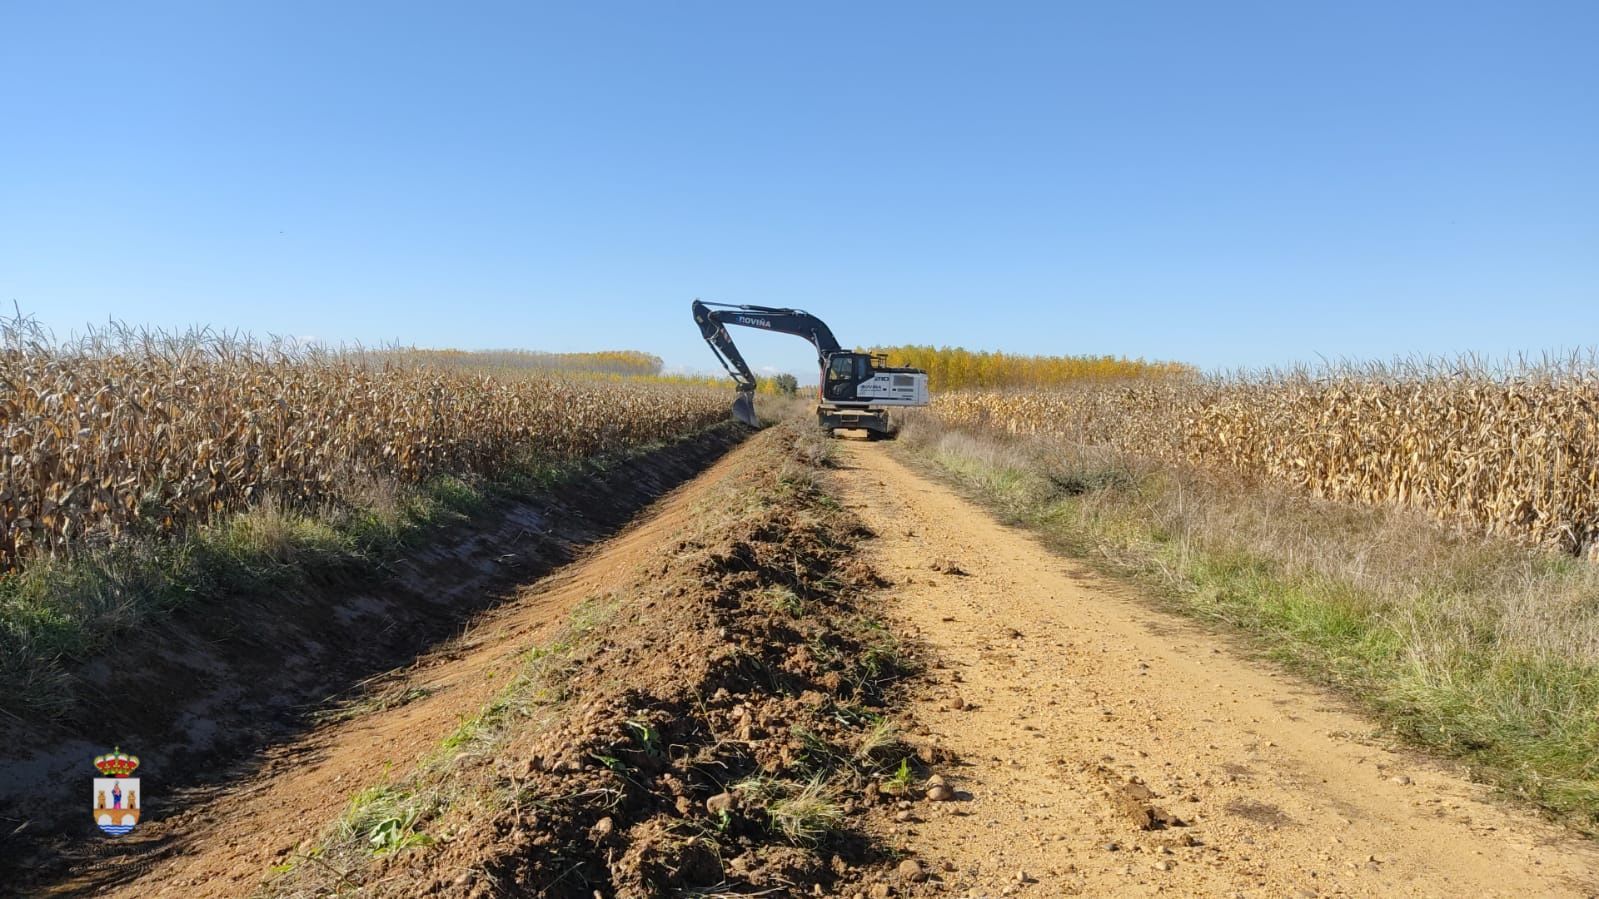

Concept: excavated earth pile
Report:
left=268, top=425, right=940, bottom=898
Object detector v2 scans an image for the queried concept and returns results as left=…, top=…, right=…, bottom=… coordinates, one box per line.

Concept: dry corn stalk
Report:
left=928, top=361, right=1599, bottom=553
left=0, top=324, right=727, bottom=569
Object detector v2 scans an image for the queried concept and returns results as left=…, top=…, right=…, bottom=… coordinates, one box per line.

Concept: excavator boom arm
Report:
left=691, top=300, right=842, bottom=391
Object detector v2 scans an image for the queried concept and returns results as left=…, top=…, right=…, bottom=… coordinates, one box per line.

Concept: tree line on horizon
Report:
left=867, top=345, right=1195, bottom=392
left=384, top=345, right=1192, bottom=394
left=382, top=348, right=666, bottom=377
left=379, top=347, right=806, bottom=394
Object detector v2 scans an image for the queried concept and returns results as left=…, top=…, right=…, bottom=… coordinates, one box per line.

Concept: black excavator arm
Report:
left=691, top=299, right=843, bottom=425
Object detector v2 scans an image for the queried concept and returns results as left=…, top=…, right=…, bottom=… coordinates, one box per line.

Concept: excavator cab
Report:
left=823, top=353, right=873, bottom=402
left=822, top=352, right=929, bottom=407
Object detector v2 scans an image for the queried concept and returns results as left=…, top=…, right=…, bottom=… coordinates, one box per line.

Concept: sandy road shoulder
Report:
left=834, top=442, right=1599, bottom=898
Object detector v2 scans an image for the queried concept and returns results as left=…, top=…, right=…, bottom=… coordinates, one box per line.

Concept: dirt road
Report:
left=834, top=442, right=1599, bottom=897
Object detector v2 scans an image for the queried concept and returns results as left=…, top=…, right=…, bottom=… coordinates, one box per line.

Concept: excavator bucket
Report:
left=731, top=391, right=759, bottom=427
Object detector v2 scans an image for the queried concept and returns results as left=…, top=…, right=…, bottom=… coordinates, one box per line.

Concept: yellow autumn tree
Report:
left=865, top=345, right=1194, bottom=392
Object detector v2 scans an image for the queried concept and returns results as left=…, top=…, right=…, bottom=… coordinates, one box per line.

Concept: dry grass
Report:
left=0, top=318, right=727, bottom=569
left=899, top=416, right=1599, bottom=828
left=929, top=357, right=1599, bottom=552
left=761, top=778, right=846, bottom=846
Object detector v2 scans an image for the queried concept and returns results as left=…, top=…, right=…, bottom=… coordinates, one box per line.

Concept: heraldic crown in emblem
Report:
left=94, top=747, right=140, bottom=778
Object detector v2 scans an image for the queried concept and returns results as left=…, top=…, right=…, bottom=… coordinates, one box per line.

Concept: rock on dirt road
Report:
left=833, top=440, right=1599, bottom=897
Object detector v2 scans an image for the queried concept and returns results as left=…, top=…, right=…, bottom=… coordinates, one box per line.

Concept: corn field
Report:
left=0, top=323, right=728, bottom=569
left=928, top=360, right=1599, bottom=552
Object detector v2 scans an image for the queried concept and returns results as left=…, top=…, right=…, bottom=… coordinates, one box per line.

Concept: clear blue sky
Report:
left=3, top=1, right=1595, bottom=378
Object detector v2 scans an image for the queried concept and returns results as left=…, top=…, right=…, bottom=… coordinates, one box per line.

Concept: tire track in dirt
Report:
left=40, top=445, right=759, bottom=899
left=835, top=442, right=1599, bottom=897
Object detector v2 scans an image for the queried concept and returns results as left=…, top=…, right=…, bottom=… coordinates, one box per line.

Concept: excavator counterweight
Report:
left=691, top=299, right=929, bottom=436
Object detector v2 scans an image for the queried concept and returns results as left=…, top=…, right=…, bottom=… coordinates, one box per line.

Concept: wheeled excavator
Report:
left=691, top=299, right=930, bottom=437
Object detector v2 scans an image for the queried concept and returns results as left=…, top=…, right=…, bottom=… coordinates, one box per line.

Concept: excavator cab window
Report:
left=825, top=354, right=870, bottom=400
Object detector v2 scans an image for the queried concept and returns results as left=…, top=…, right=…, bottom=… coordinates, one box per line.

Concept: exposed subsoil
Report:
left=266, top=425, right=926, bottom=898
left=835, top=440, right=1599, bottom=897
left=1, top=424, right=746, bottom=896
